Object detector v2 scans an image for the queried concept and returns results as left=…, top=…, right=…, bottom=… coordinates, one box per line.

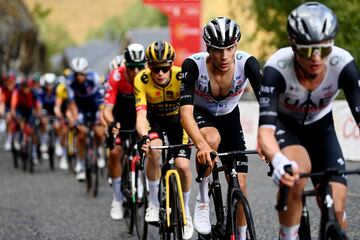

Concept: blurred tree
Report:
left=251, top=0, right=360, bottom=67
left=88, top=0, right=167, bottom=42
left=31, top=3, right=74, bottom=60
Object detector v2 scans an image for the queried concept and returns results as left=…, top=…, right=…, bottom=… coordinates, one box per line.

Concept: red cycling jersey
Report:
left=11, top=89, right=40, bottom=110
left=104, top=66, right=133, bottom=106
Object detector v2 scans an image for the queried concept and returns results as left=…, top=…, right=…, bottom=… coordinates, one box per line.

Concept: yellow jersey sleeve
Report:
left=56, top=83, right=68, bottom=100
left=134, top=69, right=149, bottom=112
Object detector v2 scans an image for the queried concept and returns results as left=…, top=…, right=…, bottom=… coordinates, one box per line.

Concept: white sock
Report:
left=112, top=177, right=123, bottom=202
left=279, top=224, right=299, bottom=240
left=198, top=176, right=209, bottom=203
left=148, top=179, right=159, bottom=207
left=183, top=191, right=191, bottom=217
left=237, top=226, right=247, bottom=240
left=6, top=133, right=12, bottom=143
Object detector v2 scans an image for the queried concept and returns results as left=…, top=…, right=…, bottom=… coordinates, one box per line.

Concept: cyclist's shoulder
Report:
left=134, top=68, right=152, bottom=86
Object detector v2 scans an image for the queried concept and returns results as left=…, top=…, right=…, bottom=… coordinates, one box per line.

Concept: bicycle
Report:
left=196, top=150, right=258, bottom=240
left=84, top=121, right=99, bottom=197
left=149, top=141, right=193, bottom=240
left=114, top=129, right=148, bottom=240
left=11, top=116, right=34, bottom=173
left=276, top=167, right=360, bottom=240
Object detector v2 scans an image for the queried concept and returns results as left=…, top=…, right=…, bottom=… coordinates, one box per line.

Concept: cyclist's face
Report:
left=209, top=45, right=237, bottom=72
left=75, top=72, right=86, bottom=83
left=126, top=65, right=145, bottom=83
left=150, top=65, right=172, bottom=85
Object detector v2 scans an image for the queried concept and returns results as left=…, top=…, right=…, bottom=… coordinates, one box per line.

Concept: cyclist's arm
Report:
left=54, top=97, right=63, bottom=118
left=244, top=56, right=263, bottom=101
left=134, top=73, right=148, bottom=137
left=338, top=60, right=360, bottom=129
left=257, top=66, right=285, bottom=161
left=0, top=88, right=5, bottom=116
left=103, top=70, right=118, bottom=125
left=10, top=90, right=18, bottom=118
left=180, top=58, right=211, bottom=152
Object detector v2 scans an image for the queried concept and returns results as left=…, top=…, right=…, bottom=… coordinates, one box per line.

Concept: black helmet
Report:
left=287, top=2, right=338, bottom=44
left=145, top=41, right=175, bottom=66
left=124, top=43, right=146, bottom=67
left=203, top=16, right=241, bottom=49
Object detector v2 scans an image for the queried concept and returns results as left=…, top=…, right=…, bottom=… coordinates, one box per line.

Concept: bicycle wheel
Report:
left=122, top=154, right=135, bottom=234
left=135, top=169, right=148, bottom=239
left=166, top=175, right=183, bottom=240
left=233, top=190, right=257, bottom=240
left=325, top=224, right=348, bottom=240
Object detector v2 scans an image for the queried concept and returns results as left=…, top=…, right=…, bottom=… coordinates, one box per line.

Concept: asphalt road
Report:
left=1, top=140, right=360, bottom=240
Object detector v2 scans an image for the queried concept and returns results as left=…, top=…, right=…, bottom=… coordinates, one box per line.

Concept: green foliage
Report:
left=251, top=0, right=360, bottom=66
left=30, top=3, right=74, bottom=66
left=88, top=0, right=167, bottom=41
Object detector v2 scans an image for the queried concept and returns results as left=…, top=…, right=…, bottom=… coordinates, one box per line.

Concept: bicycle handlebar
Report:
left=149, top=143, right=194, bottom=150
left=276, top=168, right=360, bottom=212
left=275, top=165, right=293, bottom=211
left=195, top=150, right=258, bottom=183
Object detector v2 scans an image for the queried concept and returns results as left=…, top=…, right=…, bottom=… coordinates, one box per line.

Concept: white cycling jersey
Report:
left=262, top=46, right=354, bottom=125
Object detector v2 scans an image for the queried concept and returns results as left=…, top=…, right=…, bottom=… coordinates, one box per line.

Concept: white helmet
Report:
left=70, top=57, right=88, bottom=73
left=43, top=73, right=56, bottom=85
left=108, top=55, right=124, bottom=71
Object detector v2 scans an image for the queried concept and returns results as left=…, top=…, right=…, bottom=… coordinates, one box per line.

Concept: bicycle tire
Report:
left=233, top=190, right=257, bottom=240
left=11, top=139, right=19, bottom=168
left=122, top=153, right=135, bottom=234
left=325, top=224, right=348, bottom=240
left=135, top=169, right=148, bottom=239
left=167, top=175, right=183, bottom=240
left=91, top=162, right=99, bottom=197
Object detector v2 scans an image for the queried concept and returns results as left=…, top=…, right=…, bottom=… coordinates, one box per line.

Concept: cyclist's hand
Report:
left=108, top=121, right=120, bottom=136
left=196, top=143, right=215, bottom=168
left=138, top=135, right=150, bottom=153
left=271, top=153, right=299, bottom=187
left=257, top=146, right=266, bottom=161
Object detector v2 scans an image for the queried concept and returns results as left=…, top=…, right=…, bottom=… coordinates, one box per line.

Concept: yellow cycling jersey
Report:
left=134, top=66, right=182, bottom=117
left=56, top=82, right=68, bottom=100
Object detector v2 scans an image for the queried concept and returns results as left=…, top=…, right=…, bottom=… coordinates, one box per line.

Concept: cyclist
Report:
left=135, top=41, right=194, bottom=239
left=54, top=75, right=78, bottom=170
left=180, top=17, right=262, bottom=239
left=37, top=73, right=63, bottom=160
left=257, top=2, right=360, bottom=240
left=66, top=57, right=105, bottom=181
left=0, top=70, right=17, bottom=151
left=10, top=75, right=42, bottom=164
left=103, top=44, right=146, bottom=220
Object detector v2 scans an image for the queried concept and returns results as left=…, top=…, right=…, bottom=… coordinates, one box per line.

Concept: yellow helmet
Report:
left=145, top=41, right=175, bottom=66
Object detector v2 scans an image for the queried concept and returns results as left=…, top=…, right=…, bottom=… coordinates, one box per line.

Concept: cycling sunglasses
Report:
left=294, top=41, right=333, bottom=59
left=126, top=65, right=145, bottom=71
left=150, top=66, right=172, bottom=74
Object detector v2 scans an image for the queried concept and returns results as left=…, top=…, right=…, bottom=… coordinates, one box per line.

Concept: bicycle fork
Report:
left=165, top=169, right=187, bottom=227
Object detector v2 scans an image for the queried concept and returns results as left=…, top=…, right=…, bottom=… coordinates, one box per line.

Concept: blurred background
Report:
left=1, top=0, right=359, bottom=77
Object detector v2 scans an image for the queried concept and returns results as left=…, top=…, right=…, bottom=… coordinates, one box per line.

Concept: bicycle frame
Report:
left=277, top=168, right=360, bottom=240
left=197, top=150, right=258, bottom=240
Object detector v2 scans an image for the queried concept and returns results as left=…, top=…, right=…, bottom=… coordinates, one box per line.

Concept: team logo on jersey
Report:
left=113, top=71, right=121, bottom=81
left=166, top=91, right=174, bottom=97
left=259, top=97, right=270, bottom=107
left=141, top=74, right=149, bottom=84
left=181, top=72, right=188, bottom=79
left=277, top=59, right=292, bottom=69
left=236, top=53, right=243, bottom=60
left=176, top=72, right=182, bottom=81
left=156, top=91, right=161, bottom=96
left=330, top=55, right=346, bottom=66
left=260, top=86, right=275, bottom=94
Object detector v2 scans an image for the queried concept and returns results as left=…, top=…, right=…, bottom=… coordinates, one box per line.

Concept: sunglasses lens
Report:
left=151, top=66, right=171, bottom=74
left=296, top=45, right=332, bottom=59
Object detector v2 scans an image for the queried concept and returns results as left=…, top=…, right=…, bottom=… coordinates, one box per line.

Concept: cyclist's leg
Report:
left=92, top=113, right=106, bottom=168
left=304, top=118, right=348, bottom=230
left=144, top=120, right=163, bottom=223
left=75, top=111, right=87, bottom=178
left=192, top=108, right=221, bottom=235
left=275, top=117, right=311, bottom=240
